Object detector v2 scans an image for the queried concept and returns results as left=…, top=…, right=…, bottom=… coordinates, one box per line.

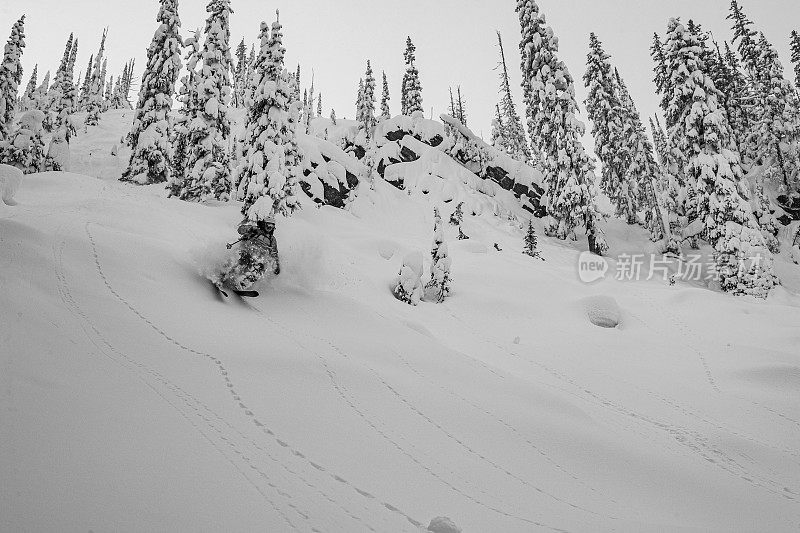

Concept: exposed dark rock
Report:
left=512, top=182, right=529, bottom=197
left=400, top=145, right=419, bottom=162
left=484, top=165, right=508, bottom=185
left=499, top=176, right=514, bottom=191
left=298, top=158, right=359, bottom=208
left=345, top=170, right=359, bottom=189
left=385, top=129, right=405, bottom=142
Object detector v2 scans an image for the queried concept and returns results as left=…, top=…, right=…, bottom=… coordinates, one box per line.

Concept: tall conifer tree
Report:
left=517, top=0, right=606, bottom=254
left=122, top=0, right=183, bottom=185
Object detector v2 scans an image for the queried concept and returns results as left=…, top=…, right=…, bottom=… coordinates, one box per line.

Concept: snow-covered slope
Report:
left=2, top=111, right=800, bottom=532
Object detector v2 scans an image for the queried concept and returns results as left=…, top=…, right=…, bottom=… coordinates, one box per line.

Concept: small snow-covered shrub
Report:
left=425, top=207, right=452, bottom=302
left=394, top=250, right=423, bottom=305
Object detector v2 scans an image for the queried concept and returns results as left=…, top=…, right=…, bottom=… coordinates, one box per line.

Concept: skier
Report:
left=215, top=216, right=280, bottom=296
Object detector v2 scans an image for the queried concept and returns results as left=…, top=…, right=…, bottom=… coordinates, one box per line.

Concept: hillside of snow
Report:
left=2, top=111, right=800, bottom=532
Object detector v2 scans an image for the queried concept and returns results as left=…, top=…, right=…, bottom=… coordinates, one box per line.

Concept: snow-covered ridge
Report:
left=305, top=113, right=546, bottom=220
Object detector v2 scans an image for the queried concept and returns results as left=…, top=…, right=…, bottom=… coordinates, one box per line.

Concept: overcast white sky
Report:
left=2, top=0, right=799, bottom=153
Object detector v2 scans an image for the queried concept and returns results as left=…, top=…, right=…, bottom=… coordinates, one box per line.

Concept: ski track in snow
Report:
left=242, top=295, right=574, bottom=532
left=53, top=225, right=304, bottom=531
left=73, top=220, right=426, bottom=532
left=285, top=297, right=618, bottom=521
left=386, top=346, right=614, bottom=504
left=626, top=291, right=800, bottom=462
left=633, top=288, right=720, bottom=392
left=438, top=303, right=800, bottom=505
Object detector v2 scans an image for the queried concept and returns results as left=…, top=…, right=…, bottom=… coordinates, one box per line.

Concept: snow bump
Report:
left=581, top=295, right=622, bottom=328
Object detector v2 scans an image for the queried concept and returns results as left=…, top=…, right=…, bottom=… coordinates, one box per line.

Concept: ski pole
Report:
left=226, top=237, right=244, bottom=249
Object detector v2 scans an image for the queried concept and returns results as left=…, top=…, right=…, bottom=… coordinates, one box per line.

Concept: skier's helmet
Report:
left=261, top=215, right=276, bottom=233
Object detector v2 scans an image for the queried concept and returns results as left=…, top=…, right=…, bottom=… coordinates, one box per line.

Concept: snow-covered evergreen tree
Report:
left=0, top=109, right=48, bottom=173
left=0, top=16, right=25, bottom=142
left=523, top=219, right=542, bottom=259
left=301, top=89, right=309, bottom=129
left=516, top=0, right=606, bottom=254
left=615, top=68, right=672, bottom=246
left=449, top=201, right=464, bottom=226
left=495, top=31, right=530, bottom=162
left=78, top=55, right=92, bottom=109
left=292, top=63, right=301, bottom=101
left=66, top=38, right=79, bottom=107
left=727, top=0, right=760, bottom=74
left=109, top=76, right=121, bottom=108
left=307, top=74, right=315, bottom=120
left=651, top=32, right=670, bottom=113
left=181, top=0, right=234, bottom=201
left=355, top=78, right=364, bottom=123
left=751, top=179, right=780, bottom=252
left=584, top=33, right=638, bottom=224
left=85, top=29, right=107, bottom=127
left=719, top=41, right=752, bottom=159
left=359, top=60, right=376, bottom=138
left=121, top=0, right=183, bottom=185
left=104, top=74, right=114, bottom=106
left=662, top=18, right=776, bottom=297
left=749, top=34, right=800, bottom=197
left=47, top=33, right=73, bottom=115
left=791, top=30, right=800, bottom=88
left=425, top=207, right=452, bottom=303
left=46, top=33, right=78, bottom=152
left=100, top=58, right=108, bottom=113
left=380, top=70, right=390, bottom=119
left=236, top=13, right=301, bottom=220
left=233, top=38, right=247, bottom=108
left=78, top=54, right=92, bottom=109
left=109, top=62, right=125, bottom=109
left=121, top=58, right=136, bottom=108
left=98, top=58, right=108, bottom=112
left=330, top=107, right=337, bottom=125
left=243, top=44, right=256, bottom=103
left=33, top=69, right=49, bottom=108
left=19, top=63, right=36, bottom=111
left=650, top=116, right=668, bottom=166
left=490, top=104, right=503, bottom=148
left=454, top=86, right=467, bottom=127
left=316, top=93, right=322, bottom=117
left=169, top=29, right=201, bottom=196
left=401, top=36, right=422, bottom=115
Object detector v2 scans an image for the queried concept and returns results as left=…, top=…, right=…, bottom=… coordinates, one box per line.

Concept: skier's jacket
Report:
left=238, top=221, right=280, bottom=274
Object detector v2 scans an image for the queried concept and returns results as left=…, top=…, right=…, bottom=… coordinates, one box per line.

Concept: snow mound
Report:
left=375, top=114, right=448, bottom=148
left=581, top=295, right=622, bottom=328
left=427, top=516, right=462, bottom=533
left=0, top=164, right=23, bottom=205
